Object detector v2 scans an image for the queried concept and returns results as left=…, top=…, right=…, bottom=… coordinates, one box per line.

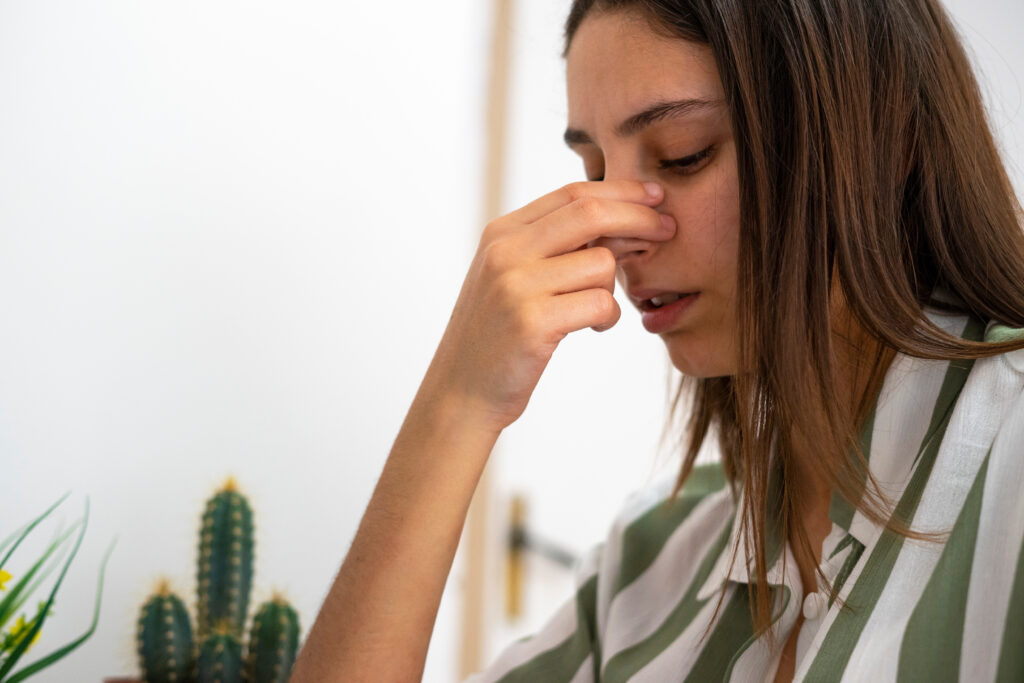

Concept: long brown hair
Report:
left=563, top=0, right=1024, bottom=651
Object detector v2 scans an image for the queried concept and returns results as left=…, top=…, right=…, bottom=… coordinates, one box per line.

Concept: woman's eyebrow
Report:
left=563, top=97, right=725, bottom=148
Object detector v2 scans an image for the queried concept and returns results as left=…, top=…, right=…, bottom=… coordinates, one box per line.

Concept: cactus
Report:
left=197, top=477, right=254, bottom=640
left=137, top=580, right=195, bottom=683
left=245, top=594, right=301, bottom=683
left=136, top=477, right=303, bottom=683
left=196, top=625, right=244, bottom=683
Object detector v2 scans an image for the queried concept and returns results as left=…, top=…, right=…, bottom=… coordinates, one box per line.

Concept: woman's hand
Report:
left=289, top=179, right=674, bottom=683
left=421, top=179, right=676, bottom=433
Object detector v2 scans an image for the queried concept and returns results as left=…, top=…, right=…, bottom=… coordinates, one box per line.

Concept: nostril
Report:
left=616, top=249, right=647, bottom=264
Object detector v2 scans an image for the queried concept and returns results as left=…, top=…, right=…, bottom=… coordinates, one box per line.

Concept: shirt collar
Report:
left=696, top=303, right=984, bottom=602
left=829, top=305, right=984, bottom=547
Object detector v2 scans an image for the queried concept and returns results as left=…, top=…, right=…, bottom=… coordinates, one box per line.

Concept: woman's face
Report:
left=565, top=11, right=740, bottom=377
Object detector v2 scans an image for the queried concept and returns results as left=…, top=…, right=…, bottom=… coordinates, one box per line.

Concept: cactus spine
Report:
left=196, top=627, right=243, bottom=683
left=197, top=477, right=254, bottom=640
left=245, top=594, right=301, bottom=683
left=137, top=580, right=195, bottom=683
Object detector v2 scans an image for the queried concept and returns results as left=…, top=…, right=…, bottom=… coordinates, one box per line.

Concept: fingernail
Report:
left=660, top=213, right=676, bottom=231
left=644, top=182, right=662, bottom=198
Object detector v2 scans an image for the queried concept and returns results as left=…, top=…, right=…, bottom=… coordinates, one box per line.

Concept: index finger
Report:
left=505, top=180, right=664, bottom=225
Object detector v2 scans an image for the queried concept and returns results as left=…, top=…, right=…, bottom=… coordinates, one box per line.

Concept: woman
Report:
left=291, top=0, right=1024, bottom=680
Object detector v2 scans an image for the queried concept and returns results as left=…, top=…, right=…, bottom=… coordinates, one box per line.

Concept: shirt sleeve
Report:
left=459, top=541, right=604, bottom=683
left=456, top=468, right=722, bottom=683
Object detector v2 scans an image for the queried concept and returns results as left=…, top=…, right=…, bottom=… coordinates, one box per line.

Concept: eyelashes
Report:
left=659, top=145, right=714, bottom=174
left=586, top=145, right=715, bottom=182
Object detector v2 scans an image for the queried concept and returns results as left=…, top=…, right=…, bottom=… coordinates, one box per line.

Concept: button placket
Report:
left=801, top=528, right=854, bottom=623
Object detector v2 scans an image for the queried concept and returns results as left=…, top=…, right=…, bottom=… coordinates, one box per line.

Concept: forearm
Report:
left=290, top=388, right=501, bottom=682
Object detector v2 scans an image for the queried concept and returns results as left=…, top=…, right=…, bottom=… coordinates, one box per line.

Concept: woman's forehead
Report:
left=565, top=13, right=723, bottom=138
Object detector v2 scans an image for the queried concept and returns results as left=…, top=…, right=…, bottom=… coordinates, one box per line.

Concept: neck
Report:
left=793, top=281, right=895, bottom=516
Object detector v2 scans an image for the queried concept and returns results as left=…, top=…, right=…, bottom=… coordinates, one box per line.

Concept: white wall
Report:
left=0, top=1, right=490, bottom=680
left=0, top=1, right=1020, bottom=682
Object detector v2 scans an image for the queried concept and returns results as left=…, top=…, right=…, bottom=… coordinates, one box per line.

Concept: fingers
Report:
left=473, top=180, right=668, bottom=341
left=523, top=195, right=676, bottom=260
left=545, top=288, right=621, bottom=336
left=503, top=179, right=664, bottom=226
left=591, top=296, right=622, bottom=333
left=515, top=246, right=622, bottom=333
left=517, top=245, right=617, bottom=298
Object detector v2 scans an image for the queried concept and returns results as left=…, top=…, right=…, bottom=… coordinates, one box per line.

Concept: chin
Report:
left=665, top=335, right=735, bottom=378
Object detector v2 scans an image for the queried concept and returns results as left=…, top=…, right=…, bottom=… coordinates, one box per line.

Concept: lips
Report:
left=627, top=287, right=699, bottom=311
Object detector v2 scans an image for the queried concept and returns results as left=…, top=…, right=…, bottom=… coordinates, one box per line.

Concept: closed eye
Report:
left=585, top=145, right=714, bottom=181
left=659, top=146, right=714, bottom=174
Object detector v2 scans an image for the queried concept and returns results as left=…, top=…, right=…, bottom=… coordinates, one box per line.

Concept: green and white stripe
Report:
left=463, top=307, right=1024, bottom=682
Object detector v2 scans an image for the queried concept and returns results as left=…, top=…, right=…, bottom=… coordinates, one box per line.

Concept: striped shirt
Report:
left=462, top=306, right=1024, bottom=682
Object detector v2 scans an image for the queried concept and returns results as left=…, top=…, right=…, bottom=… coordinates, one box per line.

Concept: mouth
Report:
left=639, top=292, right=701, bottom=334
left=637, top=292, right=699, bottom=312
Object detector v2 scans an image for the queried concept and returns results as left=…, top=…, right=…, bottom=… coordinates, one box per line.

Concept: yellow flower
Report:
left=0, top=569, right=11, bottom=591
left=8, top=615, right=42, bottom=652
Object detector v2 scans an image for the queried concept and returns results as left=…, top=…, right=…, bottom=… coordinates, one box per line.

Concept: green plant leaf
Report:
left=14, top=540, right=71, bottom=624
left=0, top=523, right=73, bottom=633
left=0, top=493, right=71, bottom=571
left=3, top=534, right=116, bottom=683
left=0, top=498, right=89, bottom=680
left=0, top=525, right=29, bottom=563
left=0, top=517, right=64, bottom=571
left=0, top=521, right=83, bottom=629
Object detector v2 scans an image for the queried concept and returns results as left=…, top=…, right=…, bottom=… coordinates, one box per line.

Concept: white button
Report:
left=803, top=591, right=827, bottom=620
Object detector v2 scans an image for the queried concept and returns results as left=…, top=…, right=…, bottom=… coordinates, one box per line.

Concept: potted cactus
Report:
left=134, top=478, right=301, bottom=683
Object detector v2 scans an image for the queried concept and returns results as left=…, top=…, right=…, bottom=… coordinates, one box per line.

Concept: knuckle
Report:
left=592, top=288, right=615, bottom=317
left=592, top=245, right=616, bottom=271
left=574, top=195, right=604, bottom=222
left=495, top=267, right=525, bottom=301
left=481, top=218, right=501, bottom=242
left=483, top=215, right=517, bottom=244
left=480, top=239, right=511, bottom=275
left=562, top=181, right=586, bottom=203
left=515, top=302, right=542, bottom=338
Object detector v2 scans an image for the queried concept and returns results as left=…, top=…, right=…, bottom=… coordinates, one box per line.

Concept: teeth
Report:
left=650, top=293, right=685, bottom=307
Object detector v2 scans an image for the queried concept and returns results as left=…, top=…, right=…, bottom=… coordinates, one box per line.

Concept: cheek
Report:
left=710, top=155, right=742, bottom=255
left=690, top=168, right=741, bottom=270
left=663, top=183, right=740, bottom=268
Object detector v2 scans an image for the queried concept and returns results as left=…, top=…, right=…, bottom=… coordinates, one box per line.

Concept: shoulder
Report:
left=605, top=462, right=731, bottom=551
left=465, top=466, right=733, bottom=683
left=948, top=319, right=1024, bottom=460
left=984, top=320, right=1024, bottom=374
left=579, top=463, right=737, bottom=663
left=583, top=462, right=732, bottom=587
left=591, top=462, right=734, bottom=635
left=983, top=321, right=1024, bottom=440
left=973, top=318, right=1024, bottom=407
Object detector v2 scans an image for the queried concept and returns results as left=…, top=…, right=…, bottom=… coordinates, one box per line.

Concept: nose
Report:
left=586, top=234, right=659, bottom=264
left=586, top=174, right=671, bottom=264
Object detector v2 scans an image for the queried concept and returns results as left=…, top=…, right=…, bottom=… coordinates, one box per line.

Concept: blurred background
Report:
left=0, top=0, right=1020, bottom=680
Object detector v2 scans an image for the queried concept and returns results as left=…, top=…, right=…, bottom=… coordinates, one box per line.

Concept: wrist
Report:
left=410, top=378, right=508, bottom=441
